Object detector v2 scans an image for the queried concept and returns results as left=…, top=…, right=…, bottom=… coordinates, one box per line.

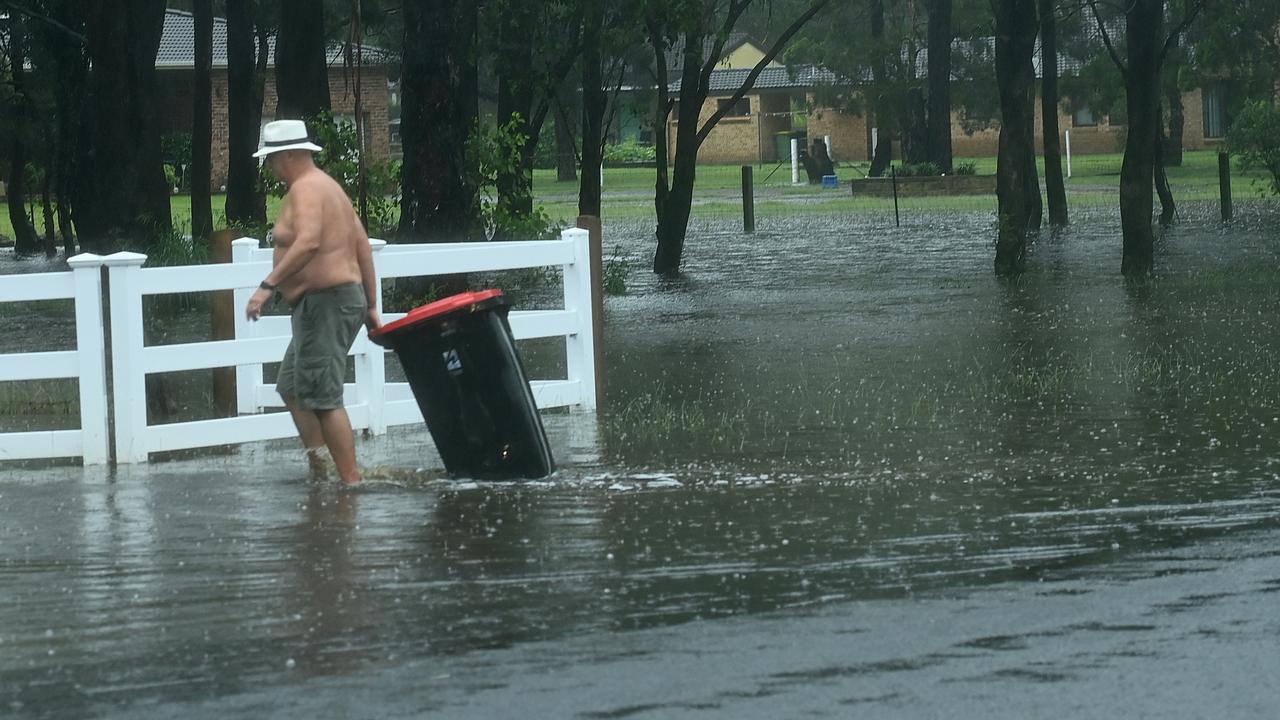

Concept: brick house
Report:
left=671, top=39, right=1229, bottom=165
left=155, top=9, right=391, bottom=189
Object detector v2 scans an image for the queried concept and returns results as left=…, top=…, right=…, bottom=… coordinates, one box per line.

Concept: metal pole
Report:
left=1219, top=151, right=1233, bottom=222
left=891, top=165, right=900, bottom=228
left=791, top=138, right=800, bottom=184
left=1065, top=130, right=1072, bottom=179
left=741, top=166, right=755, bottom=233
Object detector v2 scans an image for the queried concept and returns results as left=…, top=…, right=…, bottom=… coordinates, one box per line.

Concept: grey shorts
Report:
left=276, top=283, right=367, bottom=410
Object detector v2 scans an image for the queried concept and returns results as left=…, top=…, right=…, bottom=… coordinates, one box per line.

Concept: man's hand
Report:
left=365, top=308, right=386, bottom=346
left=245, top=287, right=272, bottom=321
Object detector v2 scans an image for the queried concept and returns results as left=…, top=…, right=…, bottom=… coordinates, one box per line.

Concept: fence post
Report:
left=1219, top=151, right=1233, bottom=222
left=741, top=166, right=755, bottom=233
left=1065, top=130, right=1072, bottom=179
left=355, top=239, right=388, bottom=435
left=562, top=226, right=598, bottom=410
left=210, top=230, right=237, bottom=417
left=68, top=253, right=110, bottom=464
left=232, top=238, right=262, bottom=414
left=104, top=252, right=149, bottom=463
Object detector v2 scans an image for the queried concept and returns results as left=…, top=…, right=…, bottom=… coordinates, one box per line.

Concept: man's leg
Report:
left=315, top=407, right=361, bottom=485
left=284, top=396, right=331, bottom=477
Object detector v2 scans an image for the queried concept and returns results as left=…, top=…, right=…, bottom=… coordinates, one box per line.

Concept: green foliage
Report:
left=953, top=162, right=977, bottom=176
left=896, top=162, right=942, bottom=177
left=466, top=115, right=557, bottom=240
left=603, top=247, right=630, bottom=296
left=1226, top=100, right=1280, bottom=196
left=603, top=140, right=657, bottom=165
left=164, top=165, right=181, bottom=192
left=262, top=112, right=402, bottom=237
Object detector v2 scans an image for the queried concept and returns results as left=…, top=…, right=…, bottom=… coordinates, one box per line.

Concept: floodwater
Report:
left=4, top=202, right=1280, bottom=717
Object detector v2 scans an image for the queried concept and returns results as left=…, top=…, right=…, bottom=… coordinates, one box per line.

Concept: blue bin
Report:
left=821, top=174, right=839, bottom=189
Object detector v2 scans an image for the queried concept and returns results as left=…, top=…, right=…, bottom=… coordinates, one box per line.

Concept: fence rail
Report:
left=0, top=228, right=598, bottom=465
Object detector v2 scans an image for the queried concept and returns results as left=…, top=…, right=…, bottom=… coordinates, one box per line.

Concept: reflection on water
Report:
left=4, top=202, right=1280, bottom=716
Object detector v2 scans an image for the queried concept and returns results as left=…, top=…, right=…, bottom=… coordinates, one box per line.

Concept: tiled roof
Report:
left=156, top=9, right=391, bottom=70
left=669, top=64, right=841, bottom=93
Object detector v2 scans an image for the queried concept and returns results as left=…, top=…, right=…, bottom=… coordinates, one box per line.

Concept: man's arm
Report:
left=353, top=210, right=382, bottom=330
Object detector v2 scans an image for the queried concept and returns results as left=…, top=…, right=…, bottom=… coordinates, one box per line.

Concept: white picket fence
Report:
left=0, top=255, right=111, bottom=464
left=1, top=228, right=597, bottom=465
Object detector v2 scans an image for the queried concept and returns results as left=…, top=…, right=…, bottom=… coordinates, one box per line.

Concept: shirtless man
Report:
left=245, top=119, right=381, bottom=486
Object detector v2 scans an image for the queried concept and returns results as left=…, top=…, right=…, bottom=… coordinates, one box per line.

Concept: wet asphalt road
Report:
left=7, top=205, right=1280, bottom=717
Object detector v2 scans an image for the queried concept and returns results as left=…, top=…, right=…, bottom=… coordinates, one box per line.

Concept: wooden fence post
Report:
left=210, top=230, right=237, bottom=417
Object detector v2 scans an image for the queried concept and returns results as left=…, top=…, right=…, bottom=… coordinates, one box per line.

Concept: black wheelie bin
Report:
left=371, top=289, right=555, bottom=480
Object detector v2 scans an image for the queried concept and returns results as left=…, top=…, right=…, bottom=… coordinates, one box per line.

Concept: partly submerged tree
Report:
left=1039, top=0, right=1067, bottom=225
left=990, top=0, right=1039, bottom=275
left=224, top=0, right=268, bottom=229
left=648, top=0, right=834, bottom=275
left=1088, top=0, right=1204, bottom=276
left=73, top=0, right=172, bottom=253
left=190, top=0, right=213, bottom=242
left=275, top=0, right=330, bottom=119
left=398, top=0, right=482, bottom=244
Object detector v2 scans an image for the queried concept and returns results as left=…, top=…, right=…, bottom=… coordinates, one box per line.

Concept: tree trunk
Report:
left=1119, top=0, right=1162, bottom=276
left=225, top=0, right=267, bottom=228
left=73, top=0, right=172, bottom=253
left=868, top=0, right=894, bottom=177
left=653, top=26, right=705, bottom=275
left=554, top=96, right=578, bottom=182
left=1025, top=105, right=1043, bottom=229
left=494, top=0, right=537, bottom=235
left=903, top=87, right=928, bottom=164
left=1164, top=82, right=1185, bottom=167
left=275, top=0, right=330, bottom=120
left=41, top=148, right=57, bottom=256
left=1039, top=0, right=1068, bottom=224
left=399, top=0, right=481, bottom=244
left=6, top=13, right=41, bottom=256
left=579, top=0, right=606, bottom=218
left=991, top=0, right=1039, bottom=275
left=191, top=0, right=214, bottom=242
left=1155, top=125, right=1176, bottom=224
left=925, top=0, right=953, bottom=173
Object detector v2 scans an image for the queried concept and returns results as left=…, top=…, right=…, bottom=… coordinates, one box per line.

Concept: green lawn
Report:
left=2, top=150, right=1269, bottom=246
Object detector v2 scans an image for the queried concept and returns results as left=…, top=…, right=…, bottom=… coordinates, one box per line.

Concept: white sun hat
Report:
left=253, top=119, right=323, bottom=158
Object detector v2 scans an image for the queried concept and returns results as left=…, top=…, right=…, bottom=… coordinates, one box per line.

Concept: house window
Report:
left=717, top=97, right=751, bottom=118
left=1072, top=105, right=1097, bottom=127
left=1203, top=83, right=1227, bottom=138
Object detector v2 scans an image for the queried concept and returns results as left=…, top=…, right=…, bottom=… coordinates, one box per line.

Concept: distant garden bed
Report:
left=849, top=174, right=997, bottom=197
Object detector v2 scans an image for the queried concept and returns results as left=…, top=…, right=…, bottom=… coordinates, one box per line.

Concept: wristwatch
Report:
left=259, top=280, right=277, bottom=291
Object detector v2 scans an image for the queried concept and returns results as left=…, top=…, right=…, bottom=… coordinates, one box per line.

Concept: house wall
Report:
left=157, top=66, right=390, bottom=189
left=674, top=87, right=1224, bottom=166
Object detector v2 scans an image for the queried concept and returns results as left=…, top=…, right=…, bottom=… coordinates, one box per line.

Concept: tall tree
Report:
left=399, top=0, right=482, bottom=243
left=925, top=0, right=954, bottom=173
left=990, top=0, right=1039, bottom=275
left=491, top=0, right=582, bottom=233
left=4, top=11, right=41, bottom=255
left=868, top=0, right=895, bottom=176
left=650, top=0, right=833, bottom=275
left=275, top=0, right=330, bottom=119
left=225, top=0, right=267, bottom=228
left=1038, top=0, right=1067, bottom=224
left=191, top=0, right=214, bottom=241
left=1089, top=0, right=1203, bottom=275
left=31, top=0, right=88, bottom=256
left=73, top=0, right=171, bottom=253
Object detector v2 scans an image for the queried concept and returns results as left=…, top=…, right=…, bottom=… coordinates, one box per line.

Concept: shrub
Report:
left=895, top=162, right=942, bottom=177
left=603, top=140, right=657, bottom=165
left=953, top=161, right=977, bottom=176
left=1226, top=100, right=1280, bottom=196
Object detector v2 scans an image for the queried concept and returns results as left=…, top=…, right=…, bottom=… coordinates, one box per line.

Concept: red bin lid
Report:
left=372, top=288, right=504, bottom=339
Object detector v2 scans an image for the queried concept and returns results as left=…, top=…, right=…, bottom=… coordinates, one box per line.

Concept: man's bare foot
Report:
left=305, top=447, right=334, bottom=480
